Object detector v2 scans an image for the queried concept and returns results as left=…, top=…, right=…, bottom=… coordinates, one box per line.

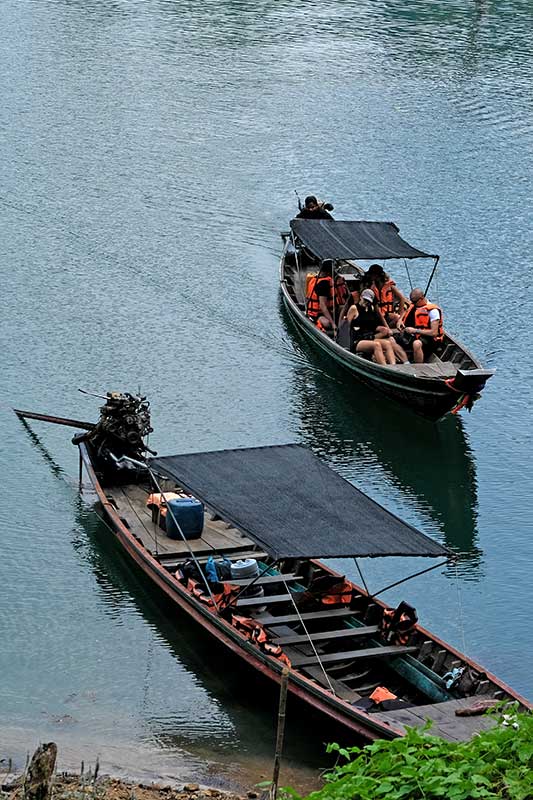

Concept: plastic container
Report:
left=231, top=558, right=264, bottom=600
left=166, top=497, right=204, bottom=540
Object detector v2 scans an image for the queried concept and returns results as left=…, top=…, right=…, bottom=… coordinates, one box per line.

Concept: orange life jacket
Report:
left=380, top=602, right=418, bottom=646
left=320, top=579, right=353, bottom=607
left=403, top=302, right=444, bottom=341
left=379, top=280, right=395, bottom=314
left=334, top=275, right=350, bottom=308
left=231, top=614, right=291, bottom=667
left=186, top=577, right=238, bottom=611
left=306, top=275, right=333, bottom=322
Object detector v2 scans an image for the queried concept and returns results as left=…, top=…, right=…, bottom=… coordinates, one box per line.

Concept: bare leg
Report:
left=391, top=339, right=408, bottom=363
left=379, top=338, right=396, bottom=365
left=412, top=340, right=424, bottom=364
left=356, top=340, right=386, bottom=366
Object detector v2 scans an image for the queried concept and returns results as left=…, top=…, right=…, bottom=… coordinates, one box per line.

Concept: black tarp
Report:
left=290, top=219, right=436, bottom=261
left=150, top=445, right=448, bottom=560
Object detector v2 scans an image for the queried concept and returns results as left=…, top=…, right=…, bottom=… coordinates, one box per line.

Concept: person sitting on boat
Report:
left=306, top=260, right=336, bottom=332
left=401, top=288, right=444, bottom=363
left=345, top=289, right=402, bottom=365
left=362, top=265, right=408, bottom=328
left=296, top=195, right=334, bottom=220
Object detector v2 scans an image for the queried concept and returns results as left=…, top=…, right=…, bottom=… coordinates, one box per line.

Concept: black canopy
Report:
left=290, top=219, right=436, bottom=261
left=150, top=445, right=448, bottom=560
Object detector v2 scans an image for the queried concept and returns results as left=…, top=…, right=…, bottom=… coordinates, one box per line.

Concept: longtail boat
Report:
left=15, top=394, right=530, bottom=743
left=280, top=219, right=493, bottom=421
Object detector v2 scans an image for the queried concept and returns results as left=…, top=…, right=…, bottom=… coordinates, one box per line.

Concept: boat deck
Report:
left=106, top=483, right=260, bottom=559
left=372, top=697, right=495, bottom=741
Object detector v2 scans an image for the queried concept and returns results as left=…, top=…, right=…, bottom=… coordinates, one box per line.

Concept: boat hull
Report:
left=78, top=442, right=530, bottom=745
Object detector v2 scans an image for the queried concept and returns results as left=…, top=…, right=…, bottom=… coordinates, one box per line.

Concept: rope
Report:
left=280, top=577, right=337, bottom=697
left=146, top=466, right=219, bottom=610
left=453, top=560, right=468, bottom=654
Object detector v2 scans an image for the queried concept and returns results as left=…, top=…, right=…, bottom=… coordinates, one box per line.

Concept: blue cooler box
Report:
left=166, top=497, right=204, bottom=540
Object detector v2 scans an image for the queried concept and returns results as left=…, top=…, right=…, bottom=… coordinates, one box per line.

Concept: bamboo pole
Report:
left=270, top=667, right=290, bottom=800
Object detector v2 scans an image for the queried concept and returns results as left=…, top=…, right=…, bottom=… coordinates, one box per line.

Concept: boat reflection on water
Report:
left=283, top=308, right=482, bottom=579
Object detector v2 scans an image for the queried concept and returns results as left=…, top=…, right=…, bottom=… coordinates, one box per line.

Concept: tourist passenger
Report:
left=306, top=260, right=336, bottom=332
left=361, top=265, right=408, bottom=327
left=345, top=289, right=397, bottom=365
left=401, top=288, right=444, bottom=363
left=296, top=195, right=334, bottom=220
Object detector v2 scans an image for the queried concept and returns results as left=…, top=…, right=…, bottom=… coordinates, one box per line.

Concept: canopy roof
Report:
left=150, top=445, right=448, bottom=560
left=290, top=219, right=436, bottom=261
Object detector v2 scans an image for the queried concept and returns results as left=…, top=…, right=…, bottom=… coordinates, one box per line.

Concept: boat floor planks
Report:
left=372, top=698, right=495, bottom=741
left=107, top=484, right=256, bottom=557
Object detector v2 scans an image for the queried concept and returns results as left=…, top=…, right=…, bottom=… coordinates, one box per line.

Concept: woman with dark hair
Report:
left=345, top=289, right=397, bottom=365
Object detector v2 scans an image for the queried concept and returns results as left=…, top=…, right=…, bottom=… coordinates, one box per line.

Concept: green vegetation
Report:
left=284, top=710, right=533, bottom=800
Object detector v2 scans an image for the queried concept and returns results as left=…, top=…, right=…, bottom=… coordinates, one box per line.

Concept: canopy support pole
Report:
left=370, top=559, right=451, bottom=599
left=353, top=557, right=370, bottom=596
left=424, top=256, right=440, bottom=297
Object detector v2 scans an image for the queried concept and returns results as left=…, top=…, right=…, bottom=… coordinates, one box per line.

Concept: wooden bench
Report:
left=236, top=593, right=292, bottom=608
left=158, top=550, right=269, bottom=567
left=272, top=625, right=379, bottom=646
left=290, top=645, right=418, bottom=668
left=228, top=574, right=301, bottom=587
left=257, top=607, right=357, bottom=626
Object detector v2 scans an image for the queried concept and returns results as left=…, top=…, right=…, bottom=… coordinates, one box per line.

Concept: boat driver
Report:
left=296, top=195, right=334, bottom=220
left=401, top=288, right=444, bottom=363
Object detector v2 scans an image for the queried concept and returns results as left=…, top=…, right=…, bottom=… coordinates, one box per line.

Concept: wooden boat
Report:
left=15, top=395, right=530, bottom=744
left=280, top=220, right=494, bottom=421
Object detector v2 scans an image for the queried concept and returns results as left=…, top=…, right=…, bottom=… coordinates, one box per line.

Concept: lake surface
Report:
left=1, top=0, right=532, bottom=791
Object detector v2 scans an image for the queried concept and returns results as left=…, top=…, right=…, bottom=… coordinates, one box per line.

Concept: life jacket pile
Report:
left=231, top=614, right=291, bottom=668
left=175, top=567, right=240, bottom=613
left=402, top=302, right=444, bottom=341
left=300, top=574, right=354, bottom=608
left=146, top=491, right=181, bottom=527
left=379, top=601, right=418, bottom=646
left=306, top=275, right=333, bottom=322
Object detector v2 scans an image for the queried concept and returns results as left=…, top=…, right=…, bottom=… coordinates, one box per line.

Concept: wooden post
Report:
left=23, top=743, right=57, bottom=800
left=79, top=450, right=83, bottom=493
left=270, top=667, right=290, bottom=800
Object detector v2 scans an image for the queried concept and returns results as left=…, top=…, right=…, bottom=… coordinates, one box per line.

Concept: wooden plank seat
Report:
left=272, top=625, right=379, bottom=646
left=236, top=593, right=293, bottom=608
left=227, top=574, right=301, bottom=587
left=158, top=549, right=269, bottom=567
left=256, top=607, right=358, bottom=626
left=290, top=644, right=418, bottom=668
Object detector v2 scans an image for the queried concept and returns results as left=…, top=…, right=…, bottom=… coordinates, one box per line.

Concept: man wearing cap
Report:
left=296, top=195, right=334, bottom=220
left=401, top=288, right=444, bottom=363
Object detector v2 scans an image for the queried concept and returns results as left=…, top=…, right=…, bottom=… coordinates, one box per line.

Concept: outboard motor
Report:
left=74, top=392, right=153, bottom=483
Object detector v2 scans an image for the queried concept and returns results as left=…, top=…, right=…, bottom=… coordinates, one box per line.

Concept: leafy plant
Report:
left=284, top=708, right=533, bottom=800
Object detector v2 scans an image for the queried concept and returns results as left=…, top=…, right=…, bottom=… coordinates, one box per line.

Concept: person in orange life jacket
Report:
left=306, top=259, right=336, bottom=332
left=296, top=195, right=334, bottom=220
left=401, top=287, right=444, bottom=364
left=362, top=265, right=408, bottom=328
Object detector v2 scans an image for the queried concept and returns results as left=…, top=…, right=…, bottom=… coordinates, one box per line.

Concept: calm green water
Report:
left=1, top=0, right=532, bottom=790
